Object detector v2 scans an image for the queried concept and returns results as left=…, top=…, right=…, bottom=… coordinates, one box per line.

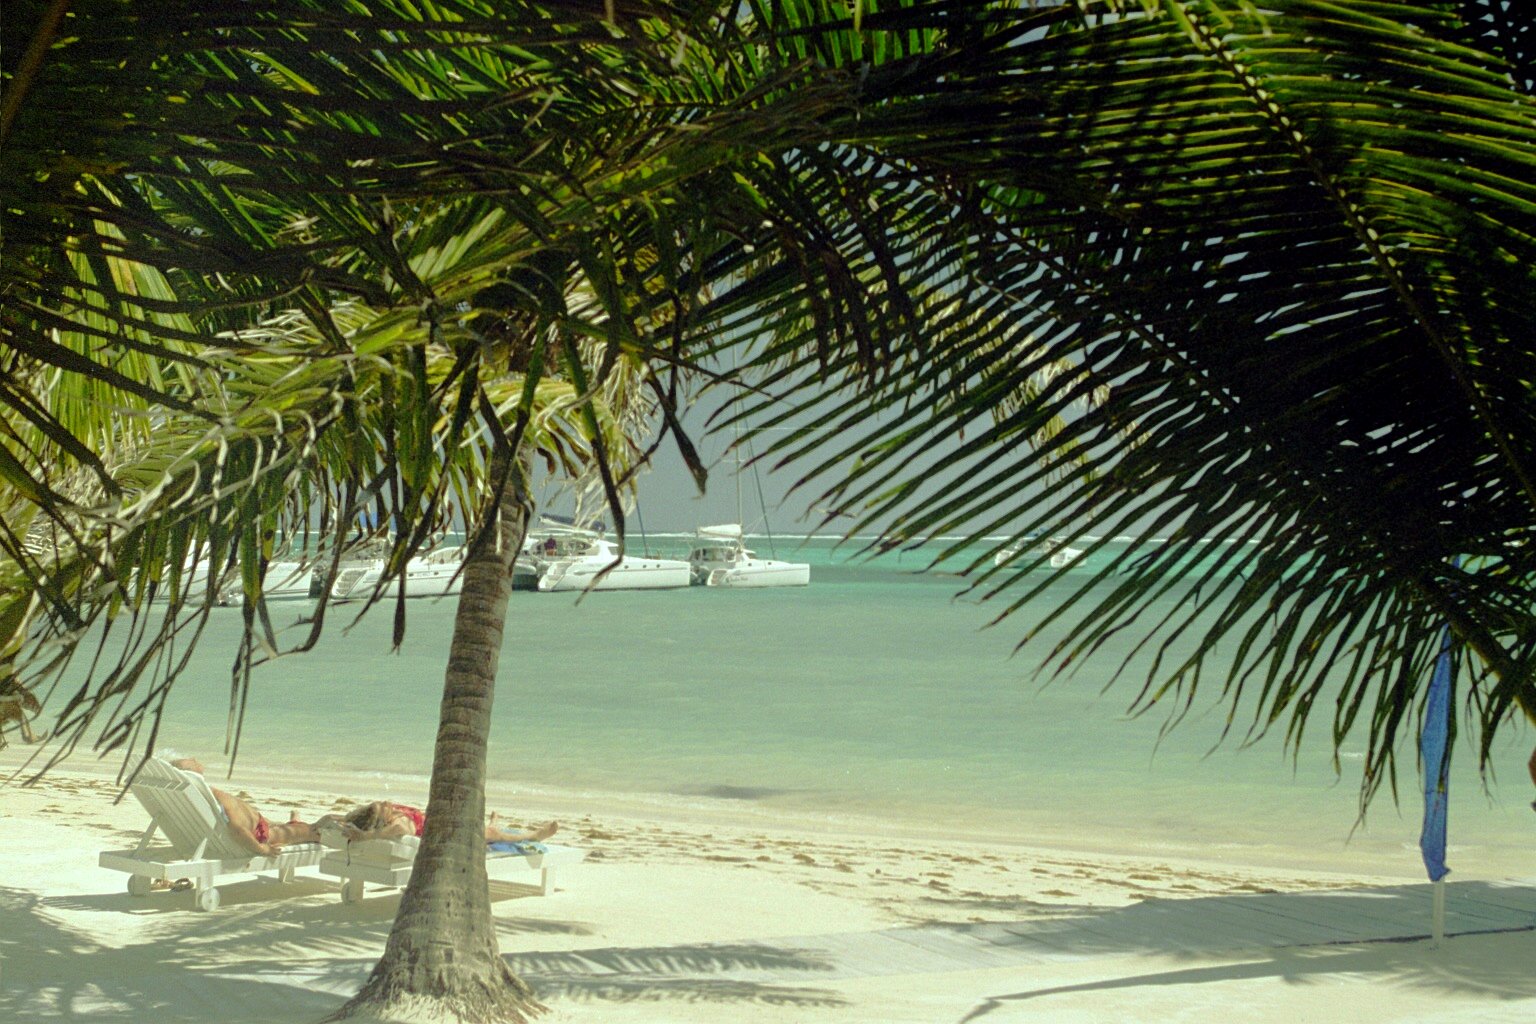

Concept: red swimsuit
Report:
left=391, top=804, right=426, bottom=837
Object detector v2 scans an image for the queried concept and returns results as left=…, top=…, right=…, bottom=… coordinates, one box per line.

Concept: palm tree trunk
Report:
left=327, top=443, right=541, bottom=1023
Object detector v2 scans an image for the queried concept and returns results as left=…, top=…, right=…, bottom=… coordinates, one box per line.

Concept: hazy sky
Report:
left=537, top=401, right=828, bottom=537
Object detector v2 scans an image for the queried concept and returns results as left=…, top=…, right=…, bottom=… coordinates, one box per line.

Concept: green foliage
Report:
left=2, top=0, right=998, bottom=772
left=726, top=1, right=1536, bottom=808
left=7, top=0, right=1533, bottom=817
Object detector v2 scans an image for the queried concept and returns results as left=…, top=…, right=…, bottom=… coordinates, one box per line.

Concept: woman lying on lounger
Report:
left=319, top=801, right=557, bottom=844
left=170, top=757, right=318, bottom=856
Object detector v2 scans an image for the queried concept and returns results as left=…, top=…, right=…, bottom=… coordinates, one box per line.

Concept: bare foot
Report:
left=484, top=813, right=557, bottom=843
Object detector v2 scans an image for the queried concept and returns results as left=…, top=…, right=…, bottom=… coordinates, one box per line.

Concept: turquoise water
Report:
left=57, top=536, right=1536, bottom=876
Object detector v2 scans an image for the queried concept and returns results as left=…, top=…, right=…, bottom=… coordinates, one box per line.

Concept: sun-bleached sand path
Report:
left=502, top=879, right=1536, bottom=986
left=42, top=879, right=1531, bottom=1023
left=8, top=765, right=1536, bottom=1024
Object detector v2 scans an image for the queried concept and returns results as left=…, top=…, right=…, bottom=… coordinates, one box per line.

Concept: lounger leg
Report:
left=341, top=878, right=365, bottom=904
left=277, top=864, right=295, bottom=883
left=540, top=868, right=553, bottom=896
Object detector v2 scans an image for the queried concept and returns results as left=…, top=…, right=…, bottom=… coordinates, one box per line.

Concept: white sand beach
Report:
left=4, top=756, right=1536, bottom=1024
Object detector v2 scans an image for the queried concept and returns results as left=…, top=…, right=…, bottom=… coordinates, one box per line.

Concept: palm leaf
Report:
left=721, top=0, right=1536, bottom=807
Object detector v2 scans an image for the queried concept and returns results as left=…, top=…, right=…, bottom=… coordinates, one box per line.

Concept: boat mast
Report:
left=733, top=415, right=744, bottom=531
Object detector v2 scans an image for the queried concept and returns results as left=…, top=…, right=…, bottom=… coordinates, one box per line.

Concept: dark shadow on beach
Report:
left=506, top=943, right=845, bottom=1008
left=1, top=883, right=359, bottom=1023
left=911, top=880, right=1536, bottom=960
left=484, top=881, right=1536, bottom=1017
left=3, top=880, right=844, bottom=1020
left=12, top=874, right=1535, bottom=1021
left=955, top=938, right=1536, bottom=1024
left=946, top=880, right=1536, bottom=1022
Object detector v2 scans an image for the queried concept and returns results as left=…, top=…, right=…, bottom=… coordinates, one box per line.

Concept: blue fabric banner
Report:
left=1420, top=623, right=1456, bottom=883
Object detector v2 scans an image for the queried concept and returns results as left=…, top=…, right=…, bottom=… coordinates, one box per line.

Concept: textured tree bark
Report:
left=327, top=444, right=540, bottom=1023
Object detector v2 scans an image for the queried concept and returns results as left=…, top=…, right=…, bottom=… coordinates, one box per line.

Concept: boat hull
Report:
left=993, top=541, right=1083, bottom=569
left=511, top=562, right=541, bottom=591
left=696, top=562, right=810, bottom=588
left=215, top=560, right=315, bottom=604
left=538, top=559, right=691, bottom=592
left=329, top=553, right=465, bottom=602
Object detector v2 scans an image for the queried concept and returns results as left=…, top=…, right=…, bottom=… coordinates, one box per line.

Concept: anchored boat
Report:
left=537, top=537, right=691, bottom=592
left=326, top=545, right=466, bottom=602
left=687, top=524, right=809, bottom=587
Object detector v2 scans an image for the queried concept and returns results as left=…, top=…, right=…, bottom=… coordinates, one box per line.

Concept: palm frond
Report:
left=723, top=0, right=1536, bottom=806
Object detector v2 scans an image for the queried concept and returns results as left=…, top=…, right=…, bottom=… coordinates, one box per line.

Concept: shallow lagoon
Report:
left=56, top=535, right=1535, bottom=878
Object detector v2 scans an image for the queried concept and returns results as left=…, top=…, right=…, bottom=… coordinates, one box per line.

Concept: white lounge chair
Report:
left=317, top=829, right=587, bottom=903
left=97, top=757, right=324, bottom=911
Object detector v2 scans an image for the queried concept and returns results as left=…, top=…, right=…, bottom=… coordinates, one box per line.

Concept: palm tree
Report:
left=7, top=7, right=1066, bottom=1020
left=25, top=1, right=1535, bottom=1019
left=729, top=1, right=1536, bottom=812
left=4, top=9, right=741, bottom=1023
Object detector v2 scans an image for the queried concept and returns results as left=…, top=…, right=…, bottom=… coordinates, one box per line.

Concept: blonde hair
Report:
left=344, top=801, right=392, bottom=833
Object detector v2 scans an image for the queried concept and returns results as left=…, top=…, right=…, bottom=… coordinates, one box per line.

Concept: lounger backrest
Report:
left=130, top=758, right=250, bottom=860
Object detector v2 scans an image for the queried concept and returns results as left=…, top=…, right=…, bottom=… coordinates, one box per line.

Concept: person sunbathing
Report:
left=170, top=757, right=317, bottom=856
left=320, top=800, right=557, bottom=845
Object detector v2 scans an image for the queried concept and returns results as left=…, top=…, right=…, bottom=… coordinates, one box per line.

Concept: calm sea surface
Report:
left=50, top=536, right=1535, bottom=877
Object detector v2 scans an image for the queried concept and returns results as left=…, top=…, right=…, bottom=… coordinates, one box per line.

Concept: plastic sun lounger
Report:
left=97, top=757, right=324, bottom=911
left=317, top=829, right=587, bottom=903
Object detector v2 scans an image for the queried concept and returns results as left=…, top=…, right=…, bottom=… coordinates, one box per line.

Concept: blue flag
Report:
left=1419, top=623, right=1455, bottom=883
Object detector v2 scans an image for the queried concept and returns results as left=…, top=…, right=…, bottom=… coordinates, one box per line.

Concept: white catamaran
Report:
left=686, top=416, right=811, bottom=588
left=993, top=536, right=1084, bottom=569
left=325, top=544, right=467, bottom=602
left=537, top=536, right=692, bottom=592
left=687, top=524, right=810, bottom=588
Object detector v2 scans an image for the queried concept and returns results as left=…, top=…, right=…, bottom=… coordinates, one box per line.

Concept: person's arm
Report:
left=209, top=788, right=283, bottom=856
left=228, top=822, right=283, bottom=857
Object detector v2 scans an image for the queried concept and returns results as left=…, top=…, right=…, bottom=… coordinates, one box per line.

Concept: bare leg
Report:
left=485, top=811, right=558, bottom=843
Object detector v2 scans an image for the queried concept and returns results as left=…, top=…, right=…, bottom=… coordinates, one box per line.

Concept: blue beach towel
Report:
left=488, top=840, right=548, bottom=855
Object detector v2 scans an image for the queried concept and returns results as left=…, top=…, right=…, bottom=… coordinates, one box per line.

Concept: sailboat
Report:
left=326, top=544, right=467, bottom=602
left=518, top=514, right=691, bottom=592
left=513, top=516, right=603, bottom=591
left=688, top=524, right=810, bottom=587
left=687, top=421, right=810, bottom=588
left=993, top=535, right=1084, bottom=569
left=536, top=536, right=691, bottom=591
left=158, top=549, right=313, bottom=605
left=306, top=533, right=465, bottom=603
left=210, top=558, right=316, bottom=605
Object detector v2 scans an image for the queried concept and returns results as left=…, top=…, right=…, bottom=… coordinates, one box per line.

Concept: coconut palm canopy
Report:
left=0, top=0, right=711, bottom=766
left=713, top=0, right=1536, bottom=807
left=5, top=1, right=1536, bottom=807
left=0, top=0, right=1054, bottom=772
